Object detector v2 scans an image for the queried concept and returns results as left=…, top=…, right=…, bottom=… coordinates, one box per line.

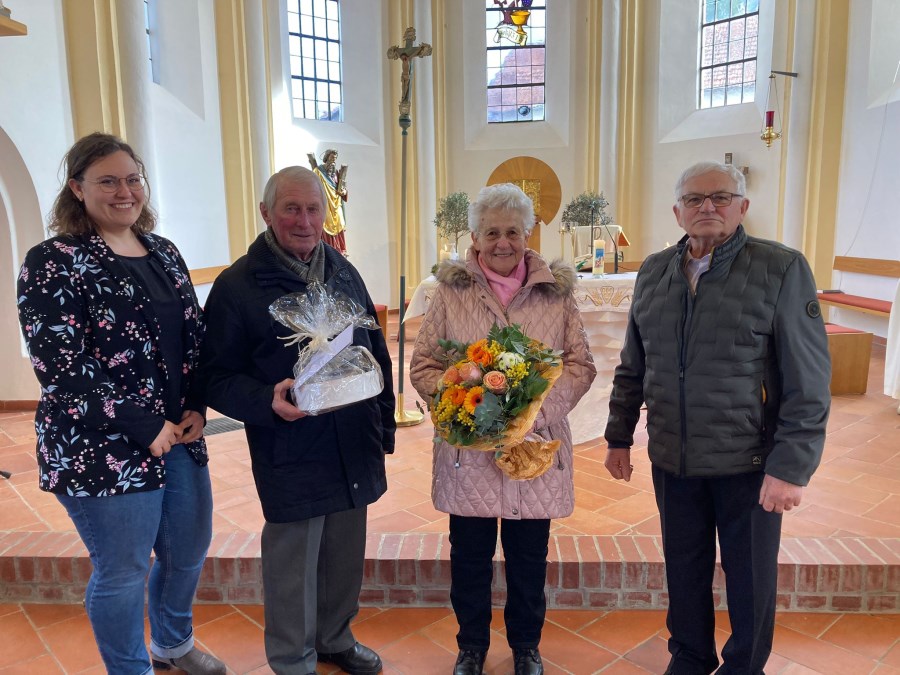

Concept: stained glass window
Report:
left=486, top=1, right=546, bottom=123
left=699, top=0, right=758, bottom=109
left=287, top=0, right=343, bottom=121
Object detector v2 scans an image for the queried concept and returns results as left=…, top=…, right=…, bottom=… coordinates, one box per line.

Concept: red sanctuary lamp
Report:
left=760, top=74, right=782, bottom=147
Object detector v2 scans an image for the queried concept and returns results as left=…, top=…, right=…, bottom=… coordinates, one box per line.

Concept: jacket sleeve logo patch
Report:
left=752, top=455, right=762, bottom=465
left=806, top=300, right=821, bottom=318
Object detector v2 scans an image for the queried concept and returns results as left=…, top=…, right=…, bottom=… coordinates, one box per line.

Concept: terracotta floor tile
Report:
left=38, top=614, right=103, bottom=673
left=190, top=603, right=237, bottom=627
left=0, top=604, right=21, bottom=619
left=598, top=657, right=655, bottom=673
left=539, top=619, right=618, bottom=674
left=192, top=611, right=268, bottom=674
left=376, top=632, right=455, bottom=674
left=883, top=641, right=900, bottom=669
left=0, top=654, right=65, bottom=674
left=418, top=613, right=463, bottom=655
left=775, top=612, right=841, bottom=638
left=624, top=634, right=671, bottom=673
left=366, top=510, right=430, bottom=534
left=819, top=614, right=899, bottom=661
left=546, top=609, right=604, bottom=634
left=576, top=610, right=667, bottom=656
left=20, top=603, right=87, bottom=629
left=0, top=610, right=47, bottom=669
left=771, top=625, right=877, bottom=674
left=352, top=607, right=452, bottom=651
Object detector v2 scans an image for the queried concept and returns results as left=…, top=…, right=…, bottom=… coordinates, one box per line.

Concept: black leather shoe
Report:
left=513, top=648, right=544, bottom=675
left=318, top=642, right=382, bottom=674
left=453, top=649, right=487, bottom=675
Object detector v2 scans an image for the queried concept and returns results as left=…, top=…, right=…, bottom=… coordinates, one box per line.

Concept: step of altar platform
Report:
left=1, top=531, right=897, bottom=613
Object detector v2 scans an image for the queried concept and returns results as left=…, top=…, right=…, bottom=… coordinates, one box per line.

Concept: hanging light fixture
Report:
left=760, top=70, right=798, bottom=148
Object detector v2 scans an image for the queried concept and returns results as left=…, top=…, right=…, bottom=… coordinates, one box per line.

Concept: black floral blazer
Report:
left=17, top=232, right=207, bottom=496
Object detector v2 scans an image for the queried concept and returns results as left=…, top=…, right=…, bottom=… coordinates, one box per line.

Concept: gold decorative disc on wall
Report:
left=486, top=156, right=563, bottom=254
left=486, top=156, right=562, bottom=225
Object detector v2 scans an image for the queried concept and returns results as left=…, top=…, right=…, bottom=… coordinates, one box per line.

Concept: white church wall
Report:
left=0, top=1, right=74, bottom=401
left=829, top=0, right=900, bottom=337
left=148, top=0, right=229, bottom=269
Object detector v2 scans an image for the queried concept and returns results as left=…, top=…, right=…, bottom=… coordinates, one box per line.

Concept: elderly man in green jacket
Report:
left=604, top=161, right=830, bottom=675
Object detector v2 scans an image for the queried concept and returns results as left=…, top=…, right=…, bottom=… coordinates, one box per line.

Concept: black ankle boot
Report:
left=513, top=648, right=544, bottom=675
left=453, top=649, right=487, bottom=675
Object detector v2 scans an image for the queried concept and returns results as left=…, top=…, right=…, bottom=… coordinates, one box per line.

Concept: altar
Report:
left=405, top=271, right=638, bottom=444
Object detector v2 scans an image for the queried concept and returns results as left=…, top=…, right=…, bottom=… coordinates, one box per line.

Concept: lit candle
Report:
left=765, top=110, right=775, bottom=127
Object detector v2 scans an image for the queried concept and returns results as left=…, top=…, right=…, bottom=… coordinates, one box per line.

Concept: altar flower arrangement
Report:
left=431, top=323, right=563, bottom=480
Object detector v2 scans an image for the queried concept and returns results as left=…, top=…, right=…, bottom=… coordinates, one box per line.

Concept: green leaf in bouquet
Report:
left=437, top=338, right=469, bottom=363
left=522, top=373, right=550, bottom=399
left=474, top=391, right=503, bottom=434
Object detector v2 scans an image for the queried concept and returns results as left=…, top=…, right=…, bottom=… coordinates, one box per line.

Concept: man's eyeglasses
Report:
left=679, top=192, right=742, bottom=208
left=82, top=174, right=146, bottom=193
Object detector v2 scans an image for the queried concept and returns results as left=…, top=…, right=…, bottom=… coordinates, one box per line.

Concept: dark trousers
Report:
left=261, top=506, right=367, bottom=675
left=449, top=514, right=551, bottom=652
left=653, top=467, right=782, bottom=675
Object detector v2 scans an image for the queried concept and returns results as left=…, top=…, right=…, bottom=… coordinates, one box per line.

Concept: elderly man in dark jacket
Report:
left=201, top=166, right=395, bottom=675
left=604, top=161, right=830, bottom=675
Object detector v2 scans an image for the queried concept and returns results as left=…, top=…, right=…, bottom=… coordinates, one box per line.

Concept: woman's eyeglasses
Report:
left=82, top=174, right=146, bottom=193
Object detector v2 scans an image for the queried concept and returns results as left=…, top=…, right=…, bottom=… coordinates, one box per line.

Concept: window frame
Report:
left=287, top=0, right=344, bottom=122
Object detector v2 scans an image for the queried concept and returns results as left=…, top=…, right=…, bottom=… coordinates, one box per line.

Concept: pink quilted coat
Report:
left=410, top=249, right=596, bottom=519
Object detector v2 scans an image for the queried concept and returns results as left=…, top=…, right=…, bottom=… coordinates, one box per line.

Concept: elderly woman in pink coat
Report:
left=411, top=184, right=596, bottom=675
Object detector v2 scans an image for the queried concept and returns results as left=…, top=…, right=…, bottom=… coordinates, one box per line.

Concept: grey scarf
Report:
left=265, top=227, right=326, bottom=284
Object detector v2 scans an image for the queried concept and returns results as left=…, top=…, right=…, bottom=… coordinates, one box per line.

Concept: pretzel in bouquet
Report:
left=430, top=323, right=563, bottom=480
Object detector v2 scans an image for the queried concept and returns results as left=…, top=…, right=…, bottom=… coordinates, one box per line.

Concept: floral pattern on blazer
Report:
left=17, top=232, right=207, bottom=496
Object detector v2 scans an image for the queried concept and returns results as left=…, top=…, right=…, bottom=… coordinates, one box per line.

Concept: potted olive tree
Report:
left=433, top=191, right=471, bottom=262
left=560, top=190, right=613, bottom=268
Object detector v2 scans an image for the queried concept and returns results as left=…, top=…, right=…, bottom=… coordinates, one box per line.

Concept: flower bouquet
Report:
left=431, top=323, right=563, bottom=480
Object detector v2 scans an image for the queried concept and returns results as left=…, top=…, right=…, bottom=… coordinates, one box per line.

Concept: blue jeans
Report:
left=57, top=444, right=213, bottom=675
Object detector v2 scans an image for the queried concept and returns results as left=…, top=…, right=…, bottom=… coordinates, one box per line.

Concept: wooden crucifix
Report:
left=386, top=27, right=432, bottom=120
left=386, top=27, right=431, bottom=426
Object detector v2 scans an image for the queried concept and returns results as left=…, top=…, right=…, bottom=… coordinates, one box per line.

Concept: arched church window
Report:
left=486, top=0, right=546, bottom=123
left=288, top=0, right=343, bottom=121
left=699, top=0, right=758, bottom=109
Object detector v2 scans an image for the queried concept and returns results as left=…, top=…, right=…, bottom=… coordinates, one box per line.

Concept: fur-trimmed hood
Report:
left=435, top=249, right=576, bottom=298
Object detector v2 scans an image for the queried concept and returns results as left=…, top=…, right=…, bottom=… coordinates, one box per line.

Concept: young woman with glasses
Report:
left=16, top=133, right=224, bottom=674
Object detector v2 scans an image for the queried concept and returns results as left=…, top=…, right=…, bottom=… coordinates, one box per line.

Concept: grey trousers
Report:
left=261, top=506, right=367, bottom=675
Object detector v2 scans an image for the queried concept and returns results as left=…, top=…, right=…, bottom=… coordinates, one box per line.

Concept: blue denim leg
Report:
left=57, top=488, right=163, bottom=675
left=148, top=444, right=213, bottom=658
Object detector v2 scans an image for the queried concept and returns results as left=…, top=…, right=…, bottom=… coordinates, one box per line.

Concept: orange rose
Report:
left=483, top=370, right=508, bottom=395
left=448, top=386, right=467, bottom=406
left=463, top=386, right=485, bottom=414
left=442, top=366, right=462, bottom=386
left=457, top=362, right=483, bottom=384
left=466, top=339, right=494, bottom=367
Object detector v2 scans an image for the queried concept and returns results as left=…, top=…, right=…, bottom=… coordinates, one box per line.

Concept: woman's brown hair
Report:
left=48, top=132, right=157, bottom=236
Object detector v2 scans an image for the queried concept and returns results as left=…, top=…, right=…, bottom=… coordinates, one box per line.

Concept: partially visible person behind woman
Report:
left=16, top=133, right=224, bottom=675
left=410, top=184, right=596, bottom=675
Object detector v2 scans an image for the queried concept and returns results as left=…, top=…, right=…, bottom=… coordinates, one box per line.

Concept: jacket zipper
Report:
left=678, top=258, right=701, bottom=478
left=455, top=448, right=460, bottom=468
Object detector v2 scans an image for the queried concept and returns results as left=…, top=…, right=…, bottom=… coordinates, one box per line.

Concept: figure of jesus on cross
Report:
left=386, top=27, right=432, bottom=118
left=385, top=27, right=432, bottom=426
